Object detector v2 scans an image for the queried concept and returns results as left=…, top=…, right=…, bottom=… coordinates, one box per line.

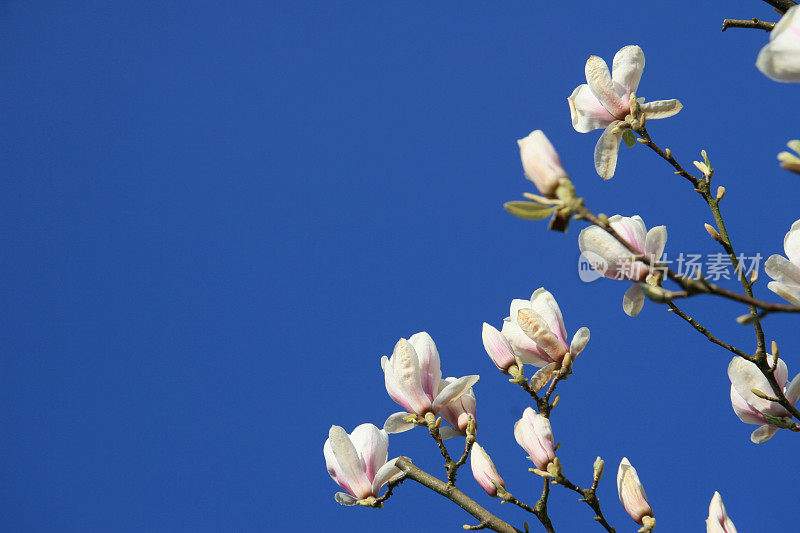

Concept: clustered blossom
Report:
left=756, top=5, right=800, bottom=83
left=728, top=355, right=800, bottom=443
left=381, top=332, right=479, bottom=437
left=765, top=219, right=800, bottom=306
left=487, top=288, right=589, bottom=369
left=470, top=443, right=505, bottom=497
left=514, top=407, right=556, bottom=470
left=568, top=45, right=682, bottom=179
left=706, top=492, right=737, bottom=533
left=578, top=214, right=667, bottom=317
left=617, top=458, right=653, bottom=525
left=324, top=424, right=402, bottom=505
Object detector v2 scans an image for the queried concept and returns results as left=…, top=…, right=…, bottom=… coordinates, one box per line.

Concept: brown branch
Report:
left=548, top=472, right=615, bottom=533
left=722, top=18, right=775, bottom=31
left=394, top=457, right=523, bottom=533
left=761, top=0, right=797, bottom=14
left=667, top=303, right=753, bottom=360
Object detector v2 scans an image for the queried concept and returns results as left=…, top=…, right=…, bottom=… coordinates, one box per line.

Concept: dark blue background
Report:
left=2, top=1, right=797, bottom=531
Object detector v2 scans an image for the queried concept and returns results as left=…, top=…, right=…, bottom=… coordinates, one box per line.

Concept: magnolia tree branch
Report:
left=761, top=0, right=797, bottom=14
left=394, top=457, right=524, bottom=533
left=667, top=303, right=752, bottom=360
left=722, top=18, right=776, bottom=31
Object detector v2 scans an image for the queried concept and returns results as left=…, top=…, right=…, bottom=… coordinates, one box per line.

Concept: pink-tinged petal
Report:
left=482, top=322, right=517, bottom=373
left=644, top=225, right=668, bottom=261
left=529, top=363, right=556, bottom=392
left=349, top=423, right=388, bottom=483
left=751, top=424, right=780, bottom=443
left=327, top=425, right=373, bottom=499
left=501, top=318, right=553, bottom=367
left=382, top=356, right=415, bottom=413
left=529, top=288, right=568, bottom=347
left=568, top=84, right=617, bottom=133
left=785, top=372, right=800, bottom=404
left=640, top=99, right=683, bottom=119
left=764, top=254, right=800, bottom=286
left=766, top=280, right=800, bottom=306
left=408, top=331, right=442, bottom=402
left=756, top=6, right=800, bottom=82
left=383, top=411, right=416, bottom=434
left=730, top=385, right=767, bottom=426
left=518, top=130, right=569, bottom=197
left=470, top=443, right=505, bottom=497
left=728, top=357, right=789, bottom=418
left=334, top=492, right=358, bottom=506
left=585, top=55, right=628, bottom=117
left=386, top=338, right=432, bottom=415
left=432, top=375, right=479, bottom=413
left=371, top=458, right=402, bottom=495
left=437, top=377, right=477, bottom=433
left=623, top=284, right=645, bottom=317
left=569, top=327, right=590, bottom=357
left=784, top=219, right=800, bottom=264
left=514, top=407, right=555, bottom=470
left=617, top=458, right=653, bottom=525
left=707, top=492, right=738, bottom=533
left=324, top=437, right=354, bottom=496
left=517, top=309, right=568, bottom=364
left=594, top=122, right=623, bottom=179
left=610, top=215, right=648, bottom=255
left=612, top=45, right=645, bottom=94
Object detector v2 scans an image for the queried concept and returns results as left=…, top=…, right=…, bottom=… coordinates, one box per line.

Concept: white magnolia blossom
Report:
left=617, top=458, right=653, bottom=525
left=496, top=288, right=590, bottom=368
left=470, top=443, right=506, bottom=497
left=578, top=215, right=667, bottom=317
left=518, top=130, right=569, bottom=197
left=728, top=356, right=800, bottom=443
left=706, top=491, right=737, bottom=533
left=514, top=407, right=556, bottom=470
left=381, top=332, right=479, bottom=435
left=765, top=219, right=800, bottom=305
left=568, top=45, right=682, bottom=179
left=323, top=424, right=402, bottom=505
left=756, top=5, right=800, bottom=82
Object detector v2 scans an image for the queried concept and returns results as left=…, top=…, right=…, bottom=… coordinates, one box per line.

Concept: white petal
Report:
left=383, top=411, right=416, bottom=434
left=785, top=372, right=800, bottom=404
left=432, top=375, right=480, bottom=412
left=585, top=55, right=628, bottom=117
left=767, top=280, right=800, bottom=306
left=568, top=84, right=617, bottom=133
left=408, top=331, right=442, bottom=401
left=438, top=426, right=463, bottom=440
left=334, top=492, right=358, bottom=505
left=501, top=318, right=552, bottom=367
left=328, top=426, right=372, bottom=499
left=764, top=254, right=800, bottom=285
left=349, top=423, right=388, bottom=482
left=623, top=284, right=645, bottom=317
left=756, top=7, right=800, bottom=83
left=783, top=219, right=800, bottom=264
left=569, top=327, right=590, bottom=356
left=640, top=99, right=682, bottom=119
left=372, top=458, right=402, bottom=494
left=529, top=288, right=568, bottom=346
left=728, top=358, right=788, bottom=417
left=751, top=424, right=779, bottom=443
left=730, top=384, right=766, bottom=425
left=594, top=122, right=623, bottom=180
left=388, top=339, right=431, bottom=414
left=612, top=45, right=645, bottom=94
left=516, top=308, right=568, bottom=363
left=644, top=225, right=668, bottom=261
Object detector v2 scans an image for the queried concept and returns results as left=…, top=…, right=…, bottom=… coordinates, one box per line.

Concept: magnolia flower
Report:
left=470, top=443, right=505, bottom=497
left=706, top=492, right=737, bottom=533
left=324, top=423, right=402, bottom=505
left=437, top=376, right=477, bottom=438
left=617, top=458, right=653, bottom=525
left=381, top=332, right=479, bottom=434
left=481, top=322, right=517, bottom=373
left=728, top=356, right=800, bottom=443
left=568, top=45, right=682, bottom=179
left=514, top=407, right=556, bottom=470
left=756, top=6, right=800, bottom=82
left=578, top=214, right=667, bottom=317
left=498, top=288, right=590, bottom=368
left=518, top=130, right=569, bottom=197
left=765, top=219, right=800, bottom=306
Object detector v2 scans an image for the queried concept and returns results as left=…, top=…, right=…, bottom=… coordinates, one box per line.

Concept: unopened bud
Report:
left=694, top=160, right=711, bottom=176
left=736, top=313, right=755, bottom=325
left=716, top=186, right=726, bottom=201
left=750, top=269, right=758, bottom=284
left=593, top=457, right=605, bottom=482
left=772, top=340, right=779, bottom=358
left=704, top=223, right=724, bottom=244
left=750, top=388, right=773, bottom=400
left=640, top=284, right=673, bottom=303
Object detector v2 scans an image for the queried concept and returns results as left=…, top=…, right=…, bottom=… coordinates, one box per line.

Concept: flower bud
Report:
left=518, top=130, right=569, bottom=198
left=470, top=443, right=506, bottom=497
left=481, top=322, right=517, bottom=374
left=593, top=456, right=605, bottom=483
left=706, top=491, right=737, bottom=533
left=514, top=407, right=556, bottom=470
left=617, top=458, right=653, bottom=525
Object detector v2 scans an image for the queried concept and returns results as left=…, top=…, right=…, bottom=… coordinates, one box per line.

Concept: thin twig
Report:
left=760, top=0, right=797, bottom=14
left=667, top=303, right=752, bottom=360
left=722, top=18, right=775, bottom=31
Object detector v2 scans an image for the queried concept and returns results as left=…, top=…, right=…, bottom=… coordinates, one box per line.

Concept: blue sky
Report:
left=2, top=1, right=799, bottom=531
